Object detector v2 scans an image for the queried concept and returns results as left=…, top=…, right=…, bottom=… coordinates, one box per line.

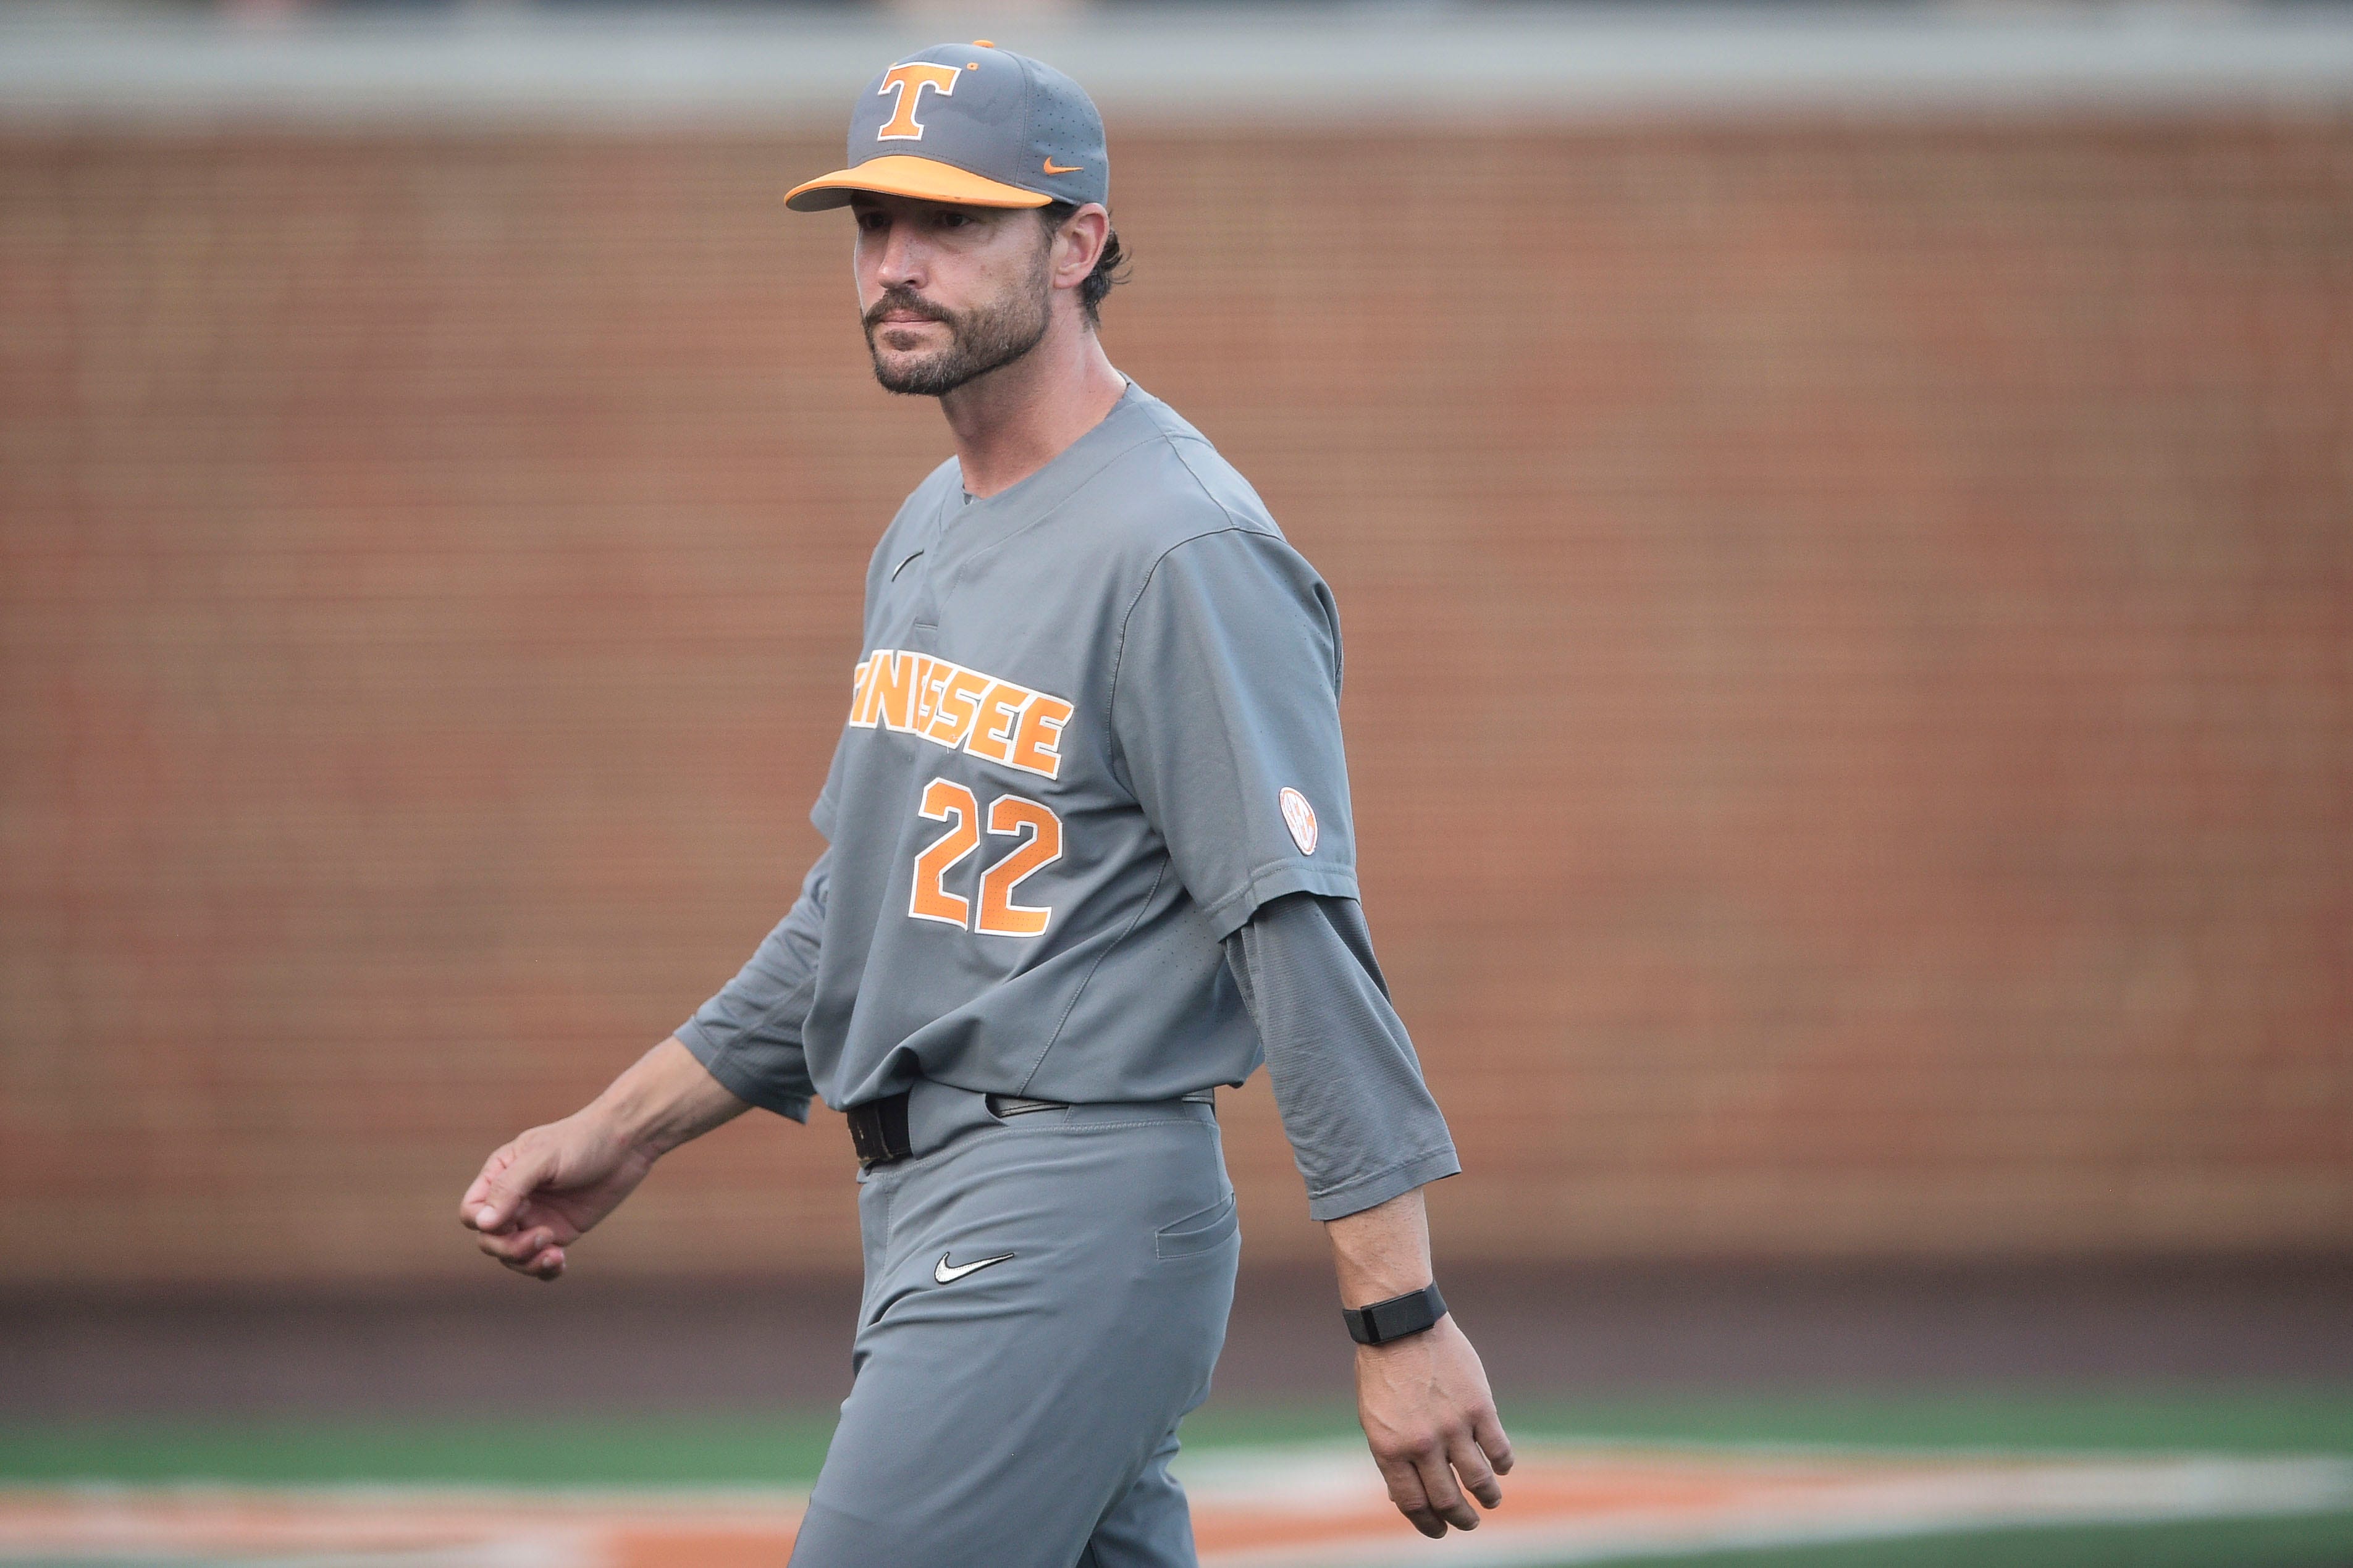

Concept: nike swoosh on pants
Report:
left=935, top=1251, right=1015, bottom=1284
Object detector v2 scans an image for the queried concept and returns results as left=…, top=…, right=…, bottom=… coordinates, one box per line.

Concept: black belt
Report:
left=846, top=1087, right=1214, bottom=1171
left=845, top=1090, right=914, bottom=1170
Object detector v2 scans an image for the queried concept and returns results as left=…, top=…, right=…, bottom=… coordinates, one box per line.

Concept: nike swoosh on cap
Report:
left=1043, top=158, right=1082, bottom=175
left=935, top=1251, right=1016, bottom=1284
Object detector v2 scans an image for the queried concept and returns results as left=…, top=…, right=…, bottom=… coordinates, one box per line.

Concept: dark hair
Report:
left=1037, top=200, right=1128, bottom=330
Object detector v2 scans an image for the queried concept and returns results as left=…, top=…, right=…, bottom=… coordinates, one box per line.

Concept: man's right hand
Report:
left=458, top=1036, right=752, bottom=1280
left=458, top=1110, right=655, bottom=1281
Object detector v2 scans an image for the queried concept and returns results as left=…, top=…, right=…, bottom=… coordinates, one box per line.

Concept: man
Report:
left=459, top=41, right=1511, bottom=1567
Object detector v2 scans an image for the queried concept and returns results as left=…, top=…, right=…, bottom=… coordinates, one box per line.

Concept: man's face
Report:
left=852, top=194, right=1054, bottom=398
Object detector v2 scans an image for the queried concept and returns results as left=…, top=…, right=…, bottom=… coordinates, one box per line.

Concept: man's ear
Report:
left=1051, top=203, right=1111, bottom=290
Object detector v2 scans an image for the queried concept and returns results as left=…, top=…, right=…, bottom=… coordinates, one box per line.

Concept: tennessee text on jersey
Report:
left=848, top=649, right=1075, bottom=781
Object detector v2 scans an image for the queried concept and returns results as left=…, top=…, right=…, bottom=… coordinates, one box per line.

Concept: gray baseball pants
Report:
left=787, top=1077, right=1242, bottom=1568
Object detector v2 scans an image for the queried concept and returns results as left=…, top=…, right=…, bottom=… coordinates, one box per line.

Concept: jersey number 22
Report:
left=909, top=777, right=1064, bottom=937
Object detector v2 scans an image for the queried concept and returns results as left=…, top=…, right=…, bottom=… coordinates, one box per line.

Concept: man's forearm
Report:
left=584, top=1036, right=754, bottom=1158
left=1328, top=1183, right=1510, bottom=1538
left=1324, top=1186, right=1436, bottom=1306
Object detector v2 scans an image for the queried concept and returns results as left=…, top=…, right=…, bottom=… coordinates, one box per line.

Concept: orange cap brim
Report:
left=785, top=155, right=1053, bottom=213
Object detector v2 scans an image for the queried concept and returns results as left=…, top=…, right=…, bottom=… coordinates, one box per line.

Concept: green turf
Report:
left=1505, top=1386, right=2353, bottom=1457
left=1589, top=1511, right=2353, bottom=1568
left=0, top=1412, right=843, bottom=1488
left=4, top=1387, right=2350, bottom=1486
left=1183, top=1386, right=2353, bottom=1460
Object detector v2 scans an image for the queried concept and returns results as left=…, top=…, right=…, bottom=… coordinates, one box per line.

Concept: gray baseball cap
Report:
left=785, top=41, right=1108, bottom=213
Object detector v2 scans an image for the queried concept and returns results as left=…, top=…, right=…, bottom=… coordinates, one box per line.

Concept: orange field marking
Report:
left=4, top=1444, right=2349, bottom=1568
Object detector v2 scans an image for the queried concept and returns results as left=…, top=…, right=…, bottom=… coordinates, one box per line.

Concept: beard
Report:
left=862, top=254, right=1052, bottom=398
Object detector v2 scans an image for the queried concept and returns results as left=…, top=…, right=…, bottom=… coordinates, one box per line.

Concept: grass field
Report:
left=12, top=1388, right=2352, bottom=1486
left=6, top=1387, right=2351, bottom=1567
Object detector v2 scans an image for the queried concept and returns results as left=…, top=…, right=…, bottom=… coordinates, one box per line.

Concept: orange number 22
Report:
left=908, top=778, right=1064, bottom=937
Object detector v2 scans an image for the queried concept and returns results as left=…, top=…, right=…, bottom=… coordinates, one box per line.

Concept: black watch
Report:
left=1342, top=1282, right=1447, bottom=1346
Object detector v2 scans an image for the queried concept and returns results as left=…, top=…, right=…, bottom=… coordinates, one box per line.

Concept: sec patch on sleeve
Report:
left=1280, top=787, right=1318, bottom=855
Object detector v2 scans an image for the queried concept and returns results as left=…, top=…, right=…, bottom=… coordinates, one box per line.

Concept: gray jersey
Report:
left=680, top=380, right=1457, bottom=1216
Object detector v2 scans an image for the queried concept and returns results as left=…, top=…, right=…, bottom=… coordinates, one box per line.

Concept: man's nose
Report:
left=871, top=217, right=926, bottom=291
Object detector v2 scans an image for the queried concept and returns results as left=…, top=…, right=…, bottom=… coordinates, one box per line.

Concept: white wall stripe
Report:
left=4, top=5, right=2353, bottom=128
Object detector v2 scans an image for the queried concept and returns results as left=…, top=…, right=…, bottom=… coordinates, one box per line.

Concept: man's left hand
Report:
left=1354, top=1312, right=1514, bottom=1537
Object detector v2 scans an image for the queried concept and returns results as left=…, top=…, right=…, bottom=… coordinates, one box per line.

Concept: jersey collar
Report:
left=937, top=377, right=1156, bottom=561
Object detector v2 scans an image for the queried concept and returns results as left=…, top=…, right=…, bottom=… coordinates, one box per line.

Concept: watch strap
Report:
left=1342, top=1282, right=1447, bottom=1346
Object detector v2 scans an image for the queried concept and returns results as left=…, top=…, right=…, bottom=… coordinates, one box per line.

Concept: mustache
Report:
left=864, top=289, right=952, bottom=329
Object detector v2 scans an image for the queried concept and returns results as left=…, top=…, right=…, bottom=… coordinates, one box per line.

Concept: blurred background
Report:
left=2, top=2, right=2349, bottom=1565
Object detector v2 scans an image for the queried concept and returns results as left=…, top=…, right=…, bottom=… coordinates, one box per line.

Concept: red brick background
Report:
left=2, top=120, right=2347, bottom=1283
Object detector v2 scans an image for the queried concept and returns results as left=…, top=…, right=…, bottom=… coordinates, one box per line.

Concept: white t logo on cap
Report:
left=877, top=62, right=960, bottom=141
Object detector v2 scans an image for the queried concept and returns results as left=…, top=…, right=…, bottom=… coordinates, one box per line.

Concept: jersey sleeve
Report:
left=811, top=689, right=856, bottom=840
left=1224, top=891, right=1461, bottom=1220
left=1110, top=527, right=1362, bottom=939
left=673, top=846, right=829, bottom=1121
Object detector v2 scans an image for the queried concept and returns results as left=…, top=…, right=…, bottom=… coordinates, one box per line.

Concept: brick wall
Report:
left=2, top=119, right=2347, bottom=1283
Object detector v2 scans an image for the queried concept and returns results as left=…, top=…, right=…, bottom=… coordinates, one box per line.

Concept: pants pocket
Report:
left=1154, top=1191, right=1240, bottom=1260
